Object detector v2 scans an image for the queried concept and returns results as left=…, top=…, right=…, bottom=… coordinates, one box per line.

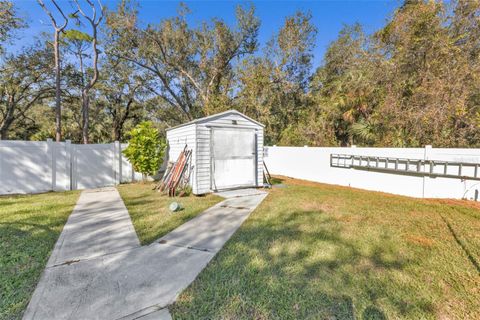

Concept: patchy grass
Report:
left=0, top=191, right=80, bottom=320
left=172, top=177, right=480, bottom=320
left=118, top=182, right=223, bottom=245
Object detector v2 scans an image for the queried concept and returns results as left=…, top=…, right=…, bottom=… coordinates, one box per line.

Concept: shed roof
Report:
left=165, top=109, right=265, bottom=132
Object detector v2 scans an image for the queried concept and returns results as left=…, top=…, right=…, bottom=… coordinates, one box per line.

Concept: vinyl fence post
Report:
left=423, top=145, right=432, bottom=198
left=47, top=138, right=56, bottom=191
left=114, top=141, right=121, bottom=185
left=65, top=140, right=72, bottom=190
left=71, top=144, right=77, bottom=190
left=131, top=156, right=135, bottom=182
left=119, top=141, right=123, bottom=184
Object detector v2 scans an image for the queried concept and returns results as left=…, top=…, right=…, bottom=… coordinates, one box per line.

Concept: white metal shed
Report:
left=166, top=110, right=264, bottom=195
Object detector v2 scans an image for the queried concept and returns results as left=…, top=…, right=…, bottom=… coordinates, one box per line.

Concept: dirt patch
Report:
left=300, top=201, right=337, bottom=213
left=275, top=175, right=349, bottom=189
left=336, top=214, right=362, bottom=223
left=425, top=198, right=480, bottom=211
left=407, top=210, right=437, bottom=218
left=405, top=235, right=435, bottom=247
left=273, top=175, right=417, bottom=200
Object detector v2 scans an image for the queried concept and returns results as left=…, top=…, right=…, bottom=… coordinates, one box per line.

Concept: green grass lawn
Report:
left=0, top=191, right=80, bottom=320
left=172, top=177, right=480, bottom=320
left=118, top=182, right=223, bottom=244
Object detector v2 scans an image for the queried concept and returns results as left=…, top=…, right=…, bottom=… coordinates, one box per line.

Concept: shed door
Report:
left=211, top=128, right=256, bottom=190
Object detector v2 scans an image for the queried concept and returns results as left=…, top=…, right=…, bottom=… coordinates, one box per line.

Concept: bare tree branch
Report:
left=71, top=0, right=104, bottom=143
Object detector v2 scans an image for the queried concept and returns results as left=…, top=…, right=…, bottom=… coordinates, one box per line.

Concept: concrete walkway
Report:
left=46, top=188, right=140, bottom=267
left=23, top=187, right=267, bottom=320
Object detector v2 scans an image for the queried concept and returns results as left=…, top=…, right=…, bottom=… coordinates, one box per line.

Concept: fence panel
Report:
left=120, top=143, right=142, bottom=183
left=72, top=143, right=116, bottom=190
left=0, top=140, right=139, bottom=195
left=264, top=146, right=480, bottom=200
left=0, top=141, right=52, bottom=194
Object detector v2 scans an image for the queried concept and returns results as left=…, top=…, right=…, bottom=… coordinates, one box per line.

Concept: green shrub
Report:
left=123, top=122, right=166, bottom=180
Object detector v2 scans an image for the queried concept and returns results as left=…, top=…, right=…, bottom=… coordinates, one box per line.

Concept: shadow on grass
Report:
left=270, top=177, right=285, bottom=185
left=0, top=220, right=64, bottom=318
left=122, top=198, right=157, bottom=207
left=439, top=213, right=480, bottom=274
left=363, top=305, right=387, bottom=320
left=172, top=207, right=427, bottom=319
left=0, top=191, right=79, bottom=319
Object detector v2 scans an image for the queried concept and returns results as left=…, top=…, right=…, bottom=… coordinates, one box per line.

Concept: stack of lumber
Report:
left=155, top=145, right=192, bottom=196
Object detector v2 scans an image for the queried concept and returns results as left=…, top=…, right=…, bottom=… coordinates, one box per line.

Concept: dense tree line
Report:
left=0, top=0, right=479, bottom=147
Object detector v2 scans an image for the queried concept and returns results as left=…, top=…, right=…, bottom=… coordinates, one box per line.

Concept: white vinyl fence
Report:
left=264, top=146, right=480, bottom=200
left=0, top=139, right=141, bottom=195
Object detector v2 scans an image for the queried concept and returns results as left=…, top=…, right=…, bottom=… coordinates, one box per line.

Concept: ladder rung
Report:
left=329, top=153, right=479, bottom=180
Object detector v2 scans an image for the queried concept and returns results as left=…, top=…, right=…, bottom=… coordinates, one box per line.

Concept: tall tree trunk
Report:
left=0, top=126, right=8, bottom=140
left=0, top=116, right=14, bottom=140
left=112, top=99, right=133, bottom=142
left=37, top=0, right=68, bottom=141
left=113, top=123, right=121, bottom=141
left=73, top=0, right=103, bottom=145
left=54, top=30, right=62, bottom=142
left=0, top=98, right=15, bottom=140
left=82, top=92, right=89, bottom=144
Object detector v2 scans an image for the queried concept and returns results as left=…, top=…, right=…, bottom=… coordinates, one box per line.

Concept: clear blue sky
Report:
left=12, top=0, right=400, bottom=69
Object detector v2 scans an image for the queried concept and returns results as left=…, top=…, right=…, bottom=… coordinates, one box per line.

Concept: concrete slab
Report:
left=47, top=188, right=140, bottom=267
left=215, top=188, right=267, bottom=198
left=23, top=244, right=212, bottom=320
left=219, top=193, right=268, bottom=210
left=158, top=192, right=267, bottom=253
left=120, top=308, right=172, bottom=320
left=137, top=309, right=172, bottom=320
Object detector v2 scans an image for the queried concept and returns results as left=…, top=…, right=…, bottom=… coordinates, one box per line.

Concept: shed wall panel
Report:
left=166, top=124, right=197, bottom=194
left=256, top=130, right=264, bottom=186
left=195, top=125, right=211, bottom=194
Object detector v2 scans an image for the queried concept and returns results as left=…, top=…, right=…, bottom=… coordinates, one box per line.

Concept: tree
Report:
left=70, top=0, right=104, bottom=144
left=302, top=0, right=480, bottom=148
left=312, top=24, right=383, bottom=146
left=106, top=1, right=260, bottom=120
left=0, top=0, right=24, bottom=55
left=1, top=0, right=478, bottom=148
left=235, top=11, right=317, bottom=145
left=37, top=0, right=68, bottom=142
left=97, top=56, right=148, bottom=141
left=449, top=0, right=480, bottom=146
left=374, top=0, right=476, bottom=147
left=122, top=121, right=165, bottom=180
left=0, top=46, right=53, bottom=139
